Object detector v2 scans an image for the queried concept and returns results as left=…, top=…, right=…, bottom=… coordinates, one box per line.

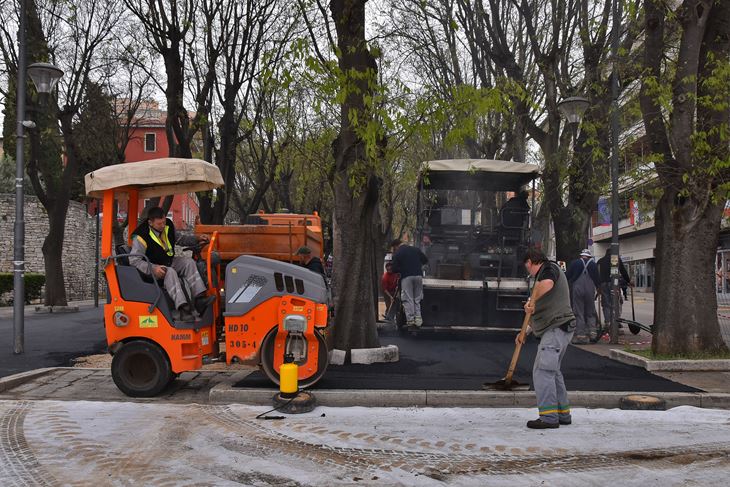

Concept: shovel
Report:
left=483, top=309, right=532, bottom=391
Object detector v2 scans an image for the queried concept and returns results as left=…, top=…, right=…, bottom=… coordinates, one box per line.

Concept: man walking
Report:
left=518, top=248, right=575, bottom=429
left=130, top=207, right=214, bottom=320
left=566, top=249, right=601, bottom=343
left=390, top=239, right=428, bottom=327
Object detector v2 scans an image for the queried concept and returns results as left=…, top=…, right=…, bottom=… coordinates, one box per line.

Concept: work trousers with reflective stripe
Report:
left=533, top=325, right=574, bottom=424
left=164, top=256, right=207, bottom=309
left=400, top=276, right=423, bottom=322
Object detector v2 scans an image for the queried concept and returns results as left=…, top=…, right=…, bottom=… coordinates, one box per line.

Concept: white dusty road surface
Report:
left=1, top=400, right=729, bottom=486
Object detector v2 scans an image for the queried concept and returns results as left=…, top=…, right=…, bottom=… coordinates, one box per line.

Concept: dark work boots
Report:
left=526, top=419, right=560, bottom=429
left=194, top=295, right=216, bottom=314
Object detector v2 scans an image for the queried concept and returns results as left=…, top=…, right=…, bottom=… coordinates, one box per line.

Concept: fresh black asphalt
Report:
left=237, top=330, right=700, bottom=393
left=0, top=306, right=106, bottom=378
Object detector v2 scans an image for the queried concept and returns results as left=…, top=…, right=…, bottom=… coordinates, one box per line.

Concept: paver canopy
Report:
left=84, top=158, right=224, bottom=198
left=421, top=159, right=540, bottom=191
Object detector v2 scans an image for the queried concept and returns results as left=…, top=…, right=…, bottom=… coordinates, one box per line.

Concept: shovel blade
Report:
left=482, top=377, right=530, bottom=391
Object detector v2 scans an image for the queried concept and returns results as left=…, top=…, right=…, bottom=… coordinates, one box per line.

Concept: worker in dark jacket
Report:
left=596, top=248, right=632, bottom=328
left=296, top=246, right=326, bottom=277
left=130, top=207, right=214, bottom=320
left=565, top=249, right=601, bottom=343
left=390, top=239, right=428, bottom=327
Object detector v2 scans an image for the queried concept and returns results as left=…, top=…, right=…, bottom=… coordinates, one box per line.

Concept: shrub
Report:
left=0, top=272, right=46, bottom=304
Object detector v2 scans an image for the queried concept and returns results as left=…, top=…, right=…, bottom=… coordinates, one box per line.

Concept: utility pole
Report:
left=609, top=0, right=623, bottom=344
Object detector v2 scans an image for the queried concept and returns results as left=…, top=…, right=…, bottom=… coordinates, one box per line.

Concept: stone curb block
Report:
left=328, top=349, right=346, bottom=366
left=699, top=393, right=730, bottom=409
left=610, top=349, right=730, bottom=371
left=0, top=368, right=55, bottom=393
left=34, top=305, right=80, bottom=314
left=350, top=345, right=399, bottom=364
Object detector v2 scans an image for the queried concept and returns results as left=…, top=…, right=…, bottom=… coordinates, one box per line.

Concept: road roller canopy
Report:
left=420, top=159, right=540, bottom=191
left=85, top=158, right=224, bottom=199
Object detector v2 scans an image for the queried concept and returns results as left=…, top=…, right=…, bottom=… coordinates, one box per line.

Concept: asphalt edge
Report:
left=610, top=349, right=730, bottom=371
left=0, top=368, right=56, bottom=393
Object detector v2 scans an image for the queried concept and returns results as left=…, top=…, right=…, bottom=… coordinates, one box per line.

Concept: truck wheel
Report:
left=260, top=328, right=329, bottom=389
left=111, top=340, right=172, bottom=397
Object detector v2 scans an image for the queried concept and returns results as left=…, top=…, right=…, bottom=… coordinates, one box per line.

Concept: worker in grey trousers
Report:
left=566, top=249, right=601, bottom=343
left=390, top=238, right=428, bottom=327
left=518, top=248, right=576, bottom=429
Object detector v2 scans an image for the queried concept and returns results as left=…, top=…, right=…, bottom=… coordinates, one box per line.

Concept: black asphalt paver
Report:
left=236, top=330, right=701, bottom=392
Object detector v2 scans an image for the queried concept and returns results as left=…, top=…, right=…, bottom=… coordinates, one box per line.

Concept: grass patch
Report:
left=626, top=348, right=730, bottom=361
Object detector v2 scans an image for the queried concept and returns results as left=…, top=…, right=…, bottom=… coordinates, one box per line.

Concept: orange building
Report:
left=119, top=100, right=200, bottom=230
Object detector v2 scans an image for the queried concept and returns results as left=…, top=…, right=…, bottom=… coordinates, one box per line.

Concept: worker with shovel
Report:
left=518, top=248, right=576, bottom=429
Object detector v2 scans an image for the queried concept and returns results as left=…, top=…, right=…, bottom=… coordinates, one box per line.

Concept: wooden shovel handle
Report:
left=505, top=308, right=532, bottom=383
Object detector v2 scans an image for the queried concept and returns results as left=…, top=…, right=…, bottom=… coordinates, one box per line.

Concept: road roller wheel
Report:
left=111, top=340, right=173, bottom=397
left=260, top=327, right=329, bottom=389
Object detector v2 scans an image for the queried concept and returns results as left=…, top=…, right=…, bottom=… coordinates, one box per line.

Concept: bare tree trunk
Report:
left=331, top=174, right=380, bottom=350
left=42, top=205, right=69, bottom=306
left=640, top=0, right=730, bottom=354
left=653, top=191, right=725, bottom=354
left=553, top=208, right=592, bottom=262
left=329, top=0, right=380, bottom=351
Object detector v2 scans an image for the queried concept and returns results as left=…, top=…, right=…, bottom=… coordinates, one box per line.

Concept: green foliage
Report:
left=71, top=82, right=120, bottom=201
left=0, top=273, right=46, bottom=304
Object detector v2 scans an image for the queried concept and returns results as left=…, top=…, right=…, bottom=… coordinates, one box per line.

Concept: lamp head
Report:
left=558, top=96, right=590, bottom=125
left=27, top=62, right=64, bottom=94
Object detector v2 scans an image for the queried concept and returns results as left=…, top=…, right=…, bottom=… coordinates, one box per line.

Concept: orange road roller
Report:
left=85, top=157, right=330, bottom=397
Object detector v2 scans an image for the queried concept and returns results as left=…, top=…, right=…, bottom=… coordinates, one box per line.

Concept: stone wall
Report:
left=0, top=193, right=102, bottom=302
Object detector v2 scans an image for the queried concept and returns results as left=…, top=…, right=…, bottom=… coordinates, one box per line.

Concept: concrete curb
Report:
left=0, top=300, right=97, bottom=318
left=4, top=367, right=729, bottom=409
left=0, top=368, right=56, bottom=393
left=33, top=305, right=81, bottom=314
left=209, top=382, right=730, bottom=409
left=611, top=349, right=730, bottom=371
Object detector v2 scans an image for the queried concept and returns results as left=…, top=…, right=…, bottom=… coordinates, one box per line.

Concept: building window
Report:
left=144, top=133, right=156, bottom=152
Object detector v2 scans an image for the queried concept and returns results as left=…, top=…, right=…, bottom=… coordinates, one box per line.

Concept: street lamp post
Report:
left=13, top=0, right=64, bottom=354
left=13, top=0, right=29, bottom=355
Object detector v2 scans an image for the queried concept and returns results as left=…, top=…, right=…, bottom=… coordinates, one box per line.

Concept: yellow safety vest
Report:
left=149, top=226, right=174, bottom=257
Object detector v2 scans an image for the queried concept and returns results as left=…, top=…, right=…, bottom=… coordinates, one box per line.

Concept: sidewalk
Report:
left=0, top=298, right=98, bottom=319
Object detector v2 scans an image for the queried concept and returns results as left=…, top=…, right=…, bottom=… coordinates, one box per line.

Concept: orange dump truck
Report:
left=195, top=211, right=324, bottom=265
